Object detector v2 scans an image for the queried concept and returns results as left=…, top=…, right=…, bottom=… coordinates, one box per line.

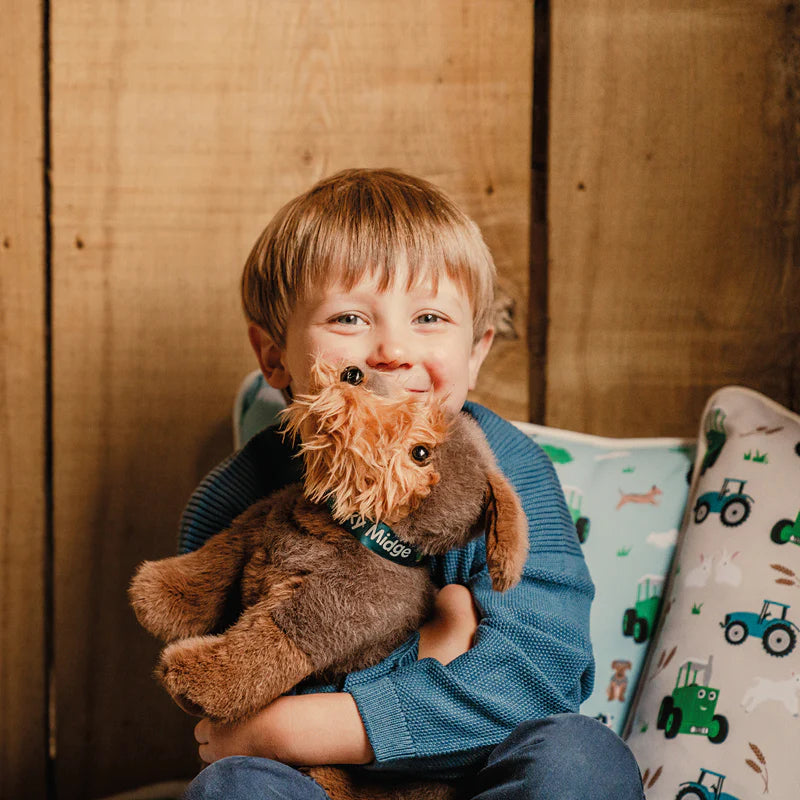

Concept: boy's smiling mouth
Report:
left=352, top=366, right=432, bottom=398
left=391, top=380, right=433, bottom=396
left=368, top=369, right=431, bottom=395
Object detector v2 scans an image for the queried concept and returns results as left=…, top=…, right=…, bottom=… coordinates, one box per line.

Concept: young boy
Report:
left=180, top=169, right=644, bottom=799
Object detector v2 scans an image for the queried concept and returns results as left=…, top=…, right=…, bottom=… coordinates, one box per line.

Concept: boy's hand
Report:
left=417, top=583, right=480, bottom=664
left=194, top=715, right=270, bottom=765
left=194, top=693, right=373, bottom=766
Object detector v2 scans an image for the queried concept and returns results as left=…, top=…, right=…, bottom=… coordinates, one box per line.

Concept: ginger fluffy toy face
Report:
left=129, top=358, right=528, bottom=727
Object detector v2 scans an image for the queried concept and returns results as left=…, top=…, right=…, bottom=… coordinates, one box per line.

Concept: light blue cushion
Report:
left=515, top=422, right=695, bottom=734
left=233, top=371, right=286, bottom=449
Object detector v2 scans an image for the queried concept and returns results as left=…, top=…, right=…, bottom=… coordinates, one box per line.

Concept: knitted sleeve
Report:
left=177, top=427, right=301, bottom=554
left=343, top=402, right=595, bottom=778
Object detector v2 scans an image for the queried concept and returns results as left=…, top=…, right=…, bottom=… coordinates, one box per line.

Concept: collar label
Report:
left=330, top=502, right=427, bottom=568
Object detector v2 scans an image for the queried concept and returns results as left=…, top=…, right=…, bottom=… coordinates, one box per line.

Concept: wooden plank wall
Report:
left=548, top=0, right=800, bottom=436
left=0, top=2, right=48, bottom=799
left=49, top=2, right=532, bottom=797
left=3, top=1, right=798, bottom=798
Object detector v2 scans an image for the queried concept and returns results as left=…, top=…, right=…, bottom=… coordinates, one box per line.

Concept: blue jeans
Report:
left=183, top=714, right=644, bottom=799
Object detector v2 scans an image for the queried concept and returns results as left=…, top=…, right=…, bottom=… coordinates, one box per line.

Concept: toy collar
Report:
left=328, top=499, right=428, bottom=568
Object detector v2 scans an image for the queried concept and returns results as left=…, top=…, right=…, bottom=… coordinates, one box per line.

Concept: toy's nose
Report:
left=340, top=366, right=364, bottom=385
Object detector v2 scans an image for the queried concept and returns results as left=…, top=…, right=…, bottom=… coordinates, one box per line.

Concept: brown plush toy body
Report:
left=129, top=360, right=528, bottom=800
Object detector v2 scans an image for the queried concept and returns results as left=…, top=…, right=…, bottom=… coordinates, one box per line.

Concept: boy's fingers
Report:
left=194, top=718, right=210, bottom=744
left=434, top=584, right=480, bottom=630
left=197, top=744, right=217, bottom=764
left=195, top=719, right=219, bottom=764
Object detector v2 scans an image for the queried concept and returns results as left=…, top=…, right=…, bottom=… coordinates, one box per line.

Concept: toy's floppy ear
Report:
left=484, top=470, right=528, bottom=591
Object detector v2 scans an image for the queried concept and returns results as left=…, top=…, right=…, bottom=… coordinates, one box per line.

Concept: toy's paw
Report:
left=129, top=561, right=172, bottom=638
left=129, top=557, right=224, bottom=642
left=129, top=560, right=202, bottom=642
left=156, top=636, right=237, bottom=720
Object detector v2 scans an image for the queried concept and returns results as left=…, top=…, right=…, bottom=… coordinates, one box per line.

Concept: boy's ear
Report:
left=468, top=326, right=495, bottom=391
left=247, top=324, right=292, bottom=390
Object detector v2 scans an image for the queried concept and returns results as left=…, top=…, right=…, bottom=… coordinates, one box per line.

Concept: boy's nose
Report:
left=366, top=333, right=412, bottom=371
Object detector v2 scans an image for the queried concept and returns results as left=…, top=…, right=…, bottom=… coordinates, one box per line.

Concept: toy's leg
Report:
left=304, top=766, right=462, bottom=800
left=129, top=528, right=251, bottom=641
left=157, top=599, right=314, bottom=722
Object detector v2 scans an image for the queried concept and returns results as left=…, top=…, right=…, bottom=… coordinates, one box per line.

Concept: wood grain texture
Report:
left=0, top=1, right=47, bottom=798
left=50, top=2, right=531, bottom=796
left=548, top=0, right=800, bottom=436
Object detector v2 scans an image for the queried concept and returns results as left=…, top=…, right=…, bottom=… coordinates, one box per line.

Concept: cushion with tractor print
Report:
left=624, top=386, right=800, bottom=799
left=515, top=422, right=694, bottom=735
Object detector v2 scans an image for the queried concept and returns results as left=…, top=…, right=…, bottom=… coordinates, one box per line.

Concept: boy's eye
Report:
left=332, top=313, right=366, bottom=325
left=415, top=313, right=443, bottom=324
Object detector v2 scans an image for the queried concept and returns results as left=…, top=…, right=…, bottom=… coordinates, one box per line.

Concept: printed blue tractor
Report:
left=657, top=656, right=728, bottom=743
left=721, top=599, right=797, bottom=657
left=693, top=478, right=753, bottom=527
left=675, top=768, right=740, bottom=800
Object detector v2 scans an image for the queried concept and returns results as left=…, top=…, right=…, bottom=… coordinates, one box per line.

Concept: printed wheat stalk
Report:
left=646, top=766, right=662, bottom=790
left=771, top=563, right=799, bottom=588
left=746, top=742, right=769, bottom=793
left=649, top=646, right=677, bottom=681
left=640, top=766, right=662, bottom=794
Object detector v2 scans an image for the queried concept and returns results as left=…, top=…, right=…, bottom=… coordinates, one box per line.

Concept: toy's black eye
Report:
left=340, top=366, right=364, bottom=385
left=411, top=445, right=431, bottom=464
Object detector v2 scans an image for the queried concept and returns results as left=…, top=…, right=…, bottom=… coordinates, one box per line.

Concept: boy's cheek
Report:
left=467, top=331, right=493, bottom=389
left=422, top=360, right=468, bottom=408
left=424, top=341, right=473, bottom=383
left=292, top=345, right=367, bottom=393
left=308, top=346, right=365, bottom=373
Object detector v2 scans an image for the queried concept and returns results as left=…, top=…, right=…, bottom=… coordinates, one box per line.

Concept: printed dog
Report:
left=607, top=659, right=633, bottom=702
left=129, top=359, right=529, bottom=800
left=616, top=485, right=663, bottom=510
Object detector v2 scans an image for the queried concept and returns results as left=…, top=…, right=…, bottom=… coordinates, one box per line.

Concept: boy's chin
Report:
left=408, top=387, right=464, bottom=413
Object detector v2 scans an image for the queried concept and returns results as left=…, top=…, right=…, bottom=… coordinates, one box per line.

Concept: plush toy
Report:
left=129, top=358, right=528, bottom=800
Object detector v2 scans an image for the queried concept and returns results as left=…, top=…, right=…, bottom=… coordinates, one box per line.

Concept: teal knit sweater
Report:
left=179, top=402, right=595, bottom=779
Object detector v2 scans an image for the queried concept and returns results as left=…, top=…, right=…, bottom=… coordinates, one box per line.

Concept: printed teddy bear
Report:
left=129, top=359, right=528, bottom=799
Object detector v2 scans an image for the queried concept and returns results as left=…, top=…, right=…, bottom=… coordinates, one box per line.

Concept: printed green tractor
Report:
left=622, top=575, right=663, bottom=644
left=675, top=768, right=740, bottom=800
left=721, top=600, right=798, bottom=657
left=656, top=656, right=728, bottom=743
left=770, top=510, right=800, bottom=546
left=563, top=485, right=590, bottom=543
left=693, top=478, right=753, bottom=527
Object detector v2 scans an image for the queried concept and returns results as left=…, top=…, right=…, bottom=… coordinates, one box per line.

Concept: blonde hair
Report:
left=241, top=168, right=496, bottom=347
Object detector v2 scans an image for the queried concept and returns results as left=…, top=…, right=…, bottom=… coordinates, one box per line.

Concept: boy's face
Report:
left=249, top=266, right=494, bottom=415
